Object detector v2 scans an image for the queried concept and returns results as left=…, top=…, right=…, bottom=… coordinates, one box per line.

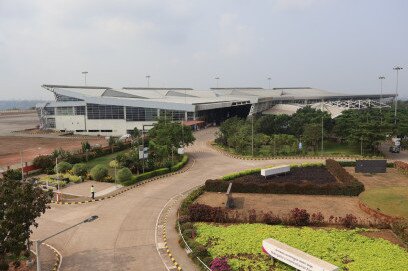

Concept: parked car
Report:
left=389, top=146, right=400, bottom=153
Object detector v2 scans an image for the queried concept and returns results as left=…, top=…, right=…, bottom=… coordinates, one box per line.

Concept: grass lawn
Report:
left=194, top=223, right=408, bottom=271
left=321, top=141, right=361, bottom=156
left=84, top=149, right=130, bottom=177
left=360, top=186, right=408, bottom=219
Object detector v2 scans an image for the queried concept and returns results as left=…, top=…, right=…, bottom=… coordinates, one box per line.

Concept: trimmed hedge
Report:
left=90, top=164, right=109, bottom=181
left=122, top=154, right=189, bottom=186
left=205, top=160, right=365, bottom=196
left=171, top=155, right=189, bottom=172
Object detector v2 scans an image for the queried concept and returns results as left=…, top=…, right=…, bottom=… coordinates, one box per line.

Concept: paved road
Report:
left=31, top=128, right=327, bottom=271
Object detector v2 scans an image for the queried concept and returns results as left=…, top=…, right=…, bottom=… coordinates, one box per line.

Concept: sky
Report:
left=0, top=0, right=407, bottom=100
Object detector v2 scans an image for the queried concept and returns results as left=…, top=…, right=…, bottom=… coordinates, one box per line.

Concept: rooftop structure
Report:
left=36, top=85, right=395, bottom=136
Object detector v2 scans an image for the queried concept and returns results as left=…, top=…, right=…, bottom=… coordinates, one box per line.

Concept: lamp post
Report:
left=321, top=116, right=324, bottom=154
left=251, top=114, right=254, bottom=156
left=35, top=215, right=99, bottom=271
left=267, top=77, right=271, bottom=89
left=378, top=76, right=385, bottom=113
left=20, top=150, right=24, bottom=181
left=393, top=66, right=403, bottom=125
left=146, top=75, right=151, bottom=88
left=81, top=71, right=88, bottom=86
left=214, top=76, right=220, bottom=88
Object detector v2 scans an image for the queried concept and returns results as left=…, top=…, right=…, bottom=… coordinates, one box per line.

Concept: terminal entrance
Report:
left=197, top=104, right=251, bottom=125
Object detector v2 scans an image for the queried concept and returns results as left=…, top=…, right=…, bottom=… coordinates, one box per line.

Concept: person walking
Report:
left=91, top=185, right=95, bottom=199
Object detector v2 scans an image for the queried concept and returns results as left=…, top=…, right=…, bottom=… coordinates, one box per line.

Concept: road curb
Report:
left=207, top=141, right=380, bottom=161
left=51, top=157, right=194, bottom=205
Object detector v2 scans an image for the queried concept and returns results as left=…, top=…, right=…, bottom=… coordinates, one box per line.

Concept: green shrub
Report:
left=116, top=167, right=133, bottom=183
left=222, top=168, right=261, bottom=181
left=171, top=155, right=189, bottom=171
left=2, top=169, right=22, bottom=181
left=180, top=187, right=205, bottom=215
left=56, top=161, right=72, bottom=173
left=122, top=168, right=170, bottom=186
left=33, top=155, right=54, bottom=170
left=72, top=163, right=87, bottom=176
left=90, top=164, right=109, bottom=181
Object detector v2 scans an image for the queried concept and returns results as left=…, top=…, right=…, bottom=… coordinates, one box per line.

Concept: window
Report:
left=43, top=107, right=55, bottom=115
left=56, top=107, right=74, bottom=115
left=88, top=130, right=100, bottom=132
left=55, top=93, right=83, bottom=102
left=187, top=112, right=194, bottom=120
left=125, top=106, right=157, bottom=121
left=161, top=110, right=185, bottom=121
left=75, top=106, right=85, bottom=115
left=101, top=129, right=113, bottom=132
left=87, top=104, right=124, bottom=119
left=46, top=118, right=56, bottom=128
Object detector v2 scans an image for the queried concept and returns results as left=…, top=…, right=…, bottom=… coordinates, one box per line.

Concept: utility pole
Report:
left=378, top=76, right=385, bottom=113
left=321, top=116, right=324, bottom=154
left=267, top=77, right=271, bottom=89
left=82, top=71, right=88, bottom=86
left=360, top=136, right=363, bottom=156
left=393, top=66, right=403, bottom=125
left=215, top=76, right=220, bottom=88
left=146, top=75, right=151, bottom=88
left=20, top=150, right=24, bottom=181
left=251, top=114, right=254, bottom=156
left=35, top=216, right=98, bottom=271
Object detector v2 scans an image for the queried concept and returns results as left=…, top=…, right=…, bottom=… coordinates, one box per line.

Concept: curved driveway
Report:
left=32, top=128, right=326, bottom=270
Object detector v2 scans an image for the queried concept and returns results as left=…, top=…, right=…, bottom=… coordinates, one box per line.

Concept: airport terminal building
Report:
left=36, top=85, right=395, bottom=136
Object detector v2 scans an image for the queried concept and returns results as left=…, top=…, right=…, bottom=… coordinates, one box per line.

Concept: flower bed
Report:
left=206, top=160, right=364, bottom=196
left=191, top=223, right=408, bottom=271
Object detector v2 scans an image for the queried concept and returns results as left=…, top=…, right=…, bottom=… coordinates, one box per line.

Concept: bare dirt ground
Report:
left=346, top=167, right=408, bottom=189
left=196, top=192, right=372, bottom=220
left=0, top=111, right=106, bottom=167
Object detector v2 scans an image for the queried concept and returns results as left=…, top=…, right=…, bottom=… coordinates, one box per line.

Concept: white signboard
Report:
left=261, top=165, right=290, bottom=177
left=177, top=147, right=184, bottom=155
left=262, top=239, right=339, bottom=271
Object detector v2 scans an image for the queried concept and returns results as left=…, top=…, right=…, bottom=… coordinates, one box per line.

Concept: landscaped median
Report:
left=51, top=154, right=190, bottom=204
left=176, top=161, right=408, bottom=271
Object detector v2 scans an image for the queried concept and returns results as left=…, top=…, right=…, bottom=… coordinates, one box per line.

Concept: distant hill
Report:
left=0, top=100, right=48, bottom=110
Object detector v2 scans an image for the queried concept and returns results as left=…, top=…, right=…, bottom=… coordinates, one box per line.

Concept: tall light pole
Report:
left=251, top=114, right=254, bottom=156
left=35, top=215, right=98, bottom=271
left=146, top=75, right=151, bottom=88
left=267, top=77, right=271, bottom=89
left=378, top=76, right=385, bottom=113
left=321, top=116, right=324, bottom=153
left=393, top=66, right=403, bottom=125
left=214, top=76, right=220, bottom=88
left=81, top=71, right=88, bottom=86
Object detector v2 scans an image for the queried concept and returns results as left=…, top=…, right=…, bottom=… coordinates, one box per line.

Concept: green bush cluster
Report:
left=72, top=163, right=87, bottom=176
left=90, top=165, right=109, bottom=181
left=338, top=160, right=394, bottom=168
left=116, top=167, right=133, bottom=183
left=56, top=161, right=72, bottom=173
left=122, top=154, right=189, bottom=186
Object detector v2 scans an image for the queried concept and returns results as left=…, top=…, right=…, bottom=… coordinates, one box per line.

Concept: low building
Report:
left=36, top=85, right=395, bottom=136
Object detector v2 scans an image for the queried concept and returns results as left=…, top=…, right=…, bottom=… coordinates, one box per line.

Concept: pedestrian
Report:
left=91, top=185, right=95, bottom=199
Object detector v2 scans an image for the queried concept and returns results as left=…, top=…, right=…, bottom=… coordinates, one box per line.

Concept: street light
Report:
left=393, top=66, right=403, bottom=125
left=267, top=77, right=271, bottom=89
left=81, top=71, right=88, bottom=86
left=214, top=76, right=220, bottom=88
left=378, top=76, right=385, bottom=113
left=146, top=75, right=151, bottom=88
left=35, top=215, right=99, bottom=271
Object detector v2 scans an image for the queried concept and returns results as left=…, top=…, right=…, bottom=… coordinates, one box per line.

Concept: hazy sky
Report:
left=0, top=0, right=407, bottom=100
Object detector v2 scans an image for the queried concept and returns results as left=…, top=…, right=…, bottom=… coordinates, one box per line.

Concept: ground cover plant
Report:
left=206, top=160, right=364, bottom=196
left=192, top=223, right=408, bottom=271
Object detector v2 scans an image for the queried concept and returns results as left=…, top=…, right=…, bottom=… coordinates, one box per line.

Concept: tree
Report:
left=81, top=141, right=91, bottom=153
left=107, top=136, right=117, bottom=153
left=289, top=106, right=332, bottom=137
left=131, top=127, right=141, bottom=146
left=0, top=179, right=52, bottom=270
left=148, top=118, right=195, bottom=166
left=255, top=114, right=291, bottom=135
left=302, top=124, right=322, bottom=152
left=33, top=155, right=54, bottom=171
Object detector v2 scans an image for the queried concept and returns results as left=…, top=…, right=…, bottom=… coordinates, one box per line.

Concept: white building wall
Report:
left=55, top=115, right=86, bottom=131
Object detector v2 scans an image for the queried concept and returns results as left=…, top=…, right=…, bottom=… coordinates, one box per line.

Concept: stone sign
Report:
left=262, top=239, right=339, bottom=271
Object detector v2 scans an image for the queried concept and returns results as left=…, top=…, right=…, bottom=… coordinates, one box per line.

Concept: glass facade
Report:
left=56, top=107, right=74, bottom=115
left=75, top=106, right=85, bottom=115
left=55, top=93, right=83, bottom=101
left=161, top=110, right=185, bottom=121
left=87, top=103, right=124, bottom=119
left=125, top=106, right=157, bottom=121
